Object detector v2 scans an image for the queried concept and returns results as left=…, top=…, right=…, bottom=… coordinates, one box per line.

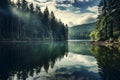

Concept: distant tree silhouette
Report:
left=29, top=3, right=34, bottom=13
left=21, top=0, right=27, bottom=11
left=16, top=0, right=21, bottom=9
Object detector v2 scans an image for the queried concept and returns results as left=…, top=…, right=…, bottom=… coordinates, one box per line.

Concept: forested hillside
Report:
left=0, top=0, right=68, bottom=41
left=90, top=0, right=120, bottom=42
left=69, top=22, right=95, bottom=39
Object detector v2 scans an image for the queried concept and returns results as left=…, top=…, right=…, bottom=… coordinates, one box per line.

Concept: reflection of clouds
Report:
left=52, top=53, right=100, bottom=80
left=26, top=52, right=100, bottom=80
left=55, top=53, right=98, bottom=72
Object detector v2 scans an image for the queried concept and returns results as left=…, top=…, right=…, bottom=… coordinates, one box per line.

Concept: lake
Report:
left=0, top=41, right=120, bottom=80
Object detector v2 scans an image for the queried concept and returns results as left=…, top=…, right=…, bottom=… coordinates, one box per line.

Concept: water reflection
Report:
left=90, top=45, right=120, bottom=80
left=1, top=41, right=120, bottom=80
left=68, top=41, right=92, bottom=55
left=53, top=52, right=100, bottom=80
left=0, top=42, right=68, bottom=80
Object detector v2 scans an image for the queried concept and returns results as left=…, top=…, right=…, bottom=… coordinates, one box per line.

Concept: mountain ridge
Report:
left=68, top=22, right=96, bottom=39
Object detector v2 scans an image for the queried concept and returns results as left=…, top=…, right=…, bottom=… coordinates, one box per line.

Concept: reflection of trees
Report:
left=0, top=42, right=68, bottom=80
left=68, top=41, right=91, bottom=55
left=90, top=45, right=120, bottom=80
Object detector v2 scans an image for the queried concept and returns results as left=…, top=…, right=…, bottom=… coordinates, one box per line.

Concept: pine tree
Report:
left=43, top=7, right=49, bottom=26
left=16, top=0, right=21, bottom=9
left=35, top=5, right=40, bottom=14
left=42, top=7, right=50, bottom=37
left=50, top=12, right=56, bottom=32
left=38, top=7, right=42, bottom=18
left=50, top=11, right=57, bottom=40
left=0, top=0, right=67, bottom=41
left=21, top=0, right=27, bottom=11
left=65, top=24, right=68, bottom=40
left=90, top=0, right=120, bottom=42
left=29, top=3, right=34, bottom=13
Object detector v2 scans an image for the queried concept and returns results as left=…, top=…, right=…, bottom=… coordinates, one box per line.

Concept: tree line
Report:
left=0, top=0, right=68, bottom=41
left=90, top=0, right=120, bottom=42
left=69, top=32, right=91, bottom=39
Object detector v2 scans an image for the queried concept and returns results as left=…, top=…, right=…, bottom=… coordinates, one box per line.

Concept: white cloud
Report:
left=87, top=6, right=98, bottom=13
left=13, top=0, right=98, bottom=27
left=36, top=0, right=98, bottom=27
left=55, top=11, right=97, bottom=27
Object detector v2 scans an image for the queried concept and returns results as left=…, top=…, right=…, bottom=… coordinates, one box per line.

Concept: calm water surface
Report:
left=0, top=41, right=120, bottom=80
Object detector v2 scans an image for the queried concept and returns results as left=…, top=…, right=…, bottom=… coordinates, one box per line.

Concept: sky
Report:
left=14, top=0, right=100, bottom=27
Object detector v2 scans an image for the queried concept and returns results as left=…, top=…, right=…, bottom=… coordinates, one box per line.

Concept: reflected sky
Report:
left=26, top=52, right=100, bottom=80
left=0, top=41, right=102, bottom=80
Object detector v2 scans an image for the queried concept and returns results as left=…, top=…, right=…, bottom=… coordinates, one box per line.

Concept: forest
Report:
left=69, top=22, right=95, bottom=40
left=0, top=0, right=68, bottom=41
left=90, top=0, right=120, bottom=42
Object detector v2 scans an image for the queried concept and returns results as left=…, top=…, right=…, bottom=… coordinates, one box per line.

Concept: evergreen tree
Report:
left=16, top=0, right=21, bottom=9
left=35, top=5, right=40, bottom=14
left=0, top=0, right=68, bottom=41
left=43, top=7, right=49, bottom=26
left=50, top=11, right=56, bottom=39
left=42, top=7, right=50, bottom=37
left=65, top=24, right=68, bottom=40
left=29, top=3, right=34, bottom=13
left=90, top=0, right=120, bottom=42
left=21, top=0, right=27, bottom=11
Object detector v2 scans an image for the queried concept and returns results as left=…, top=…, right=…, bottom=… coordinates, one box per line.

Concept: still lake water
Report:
left=0, top=41, right=120, bottom=80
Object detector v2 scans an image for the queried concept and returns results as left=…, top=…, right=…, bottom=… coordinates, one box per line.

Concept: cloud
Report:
left=78, top=13, right=97, bottom=24
left=36, top=0, right=98, bottom=27
left=87, top=6, right=98, bottom=13
left=13, top=0, right=99, bottom=27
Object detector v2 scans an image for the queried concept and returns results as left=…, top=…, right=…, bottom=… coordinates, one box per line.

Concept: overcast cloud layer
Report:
left=14, top=0, right=100, bottom=27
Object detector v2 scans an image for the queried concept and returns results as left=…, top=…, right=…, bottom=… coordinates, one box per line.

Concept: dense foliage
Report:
left=0, top=0, right=68, bottom=41
left=90, top=0, right=120, bottom=42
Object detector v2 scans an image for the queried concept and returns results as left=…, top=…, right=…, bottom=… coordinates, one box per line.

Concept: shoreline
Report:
left=0, top=40, right=120, bottom=46
left=0, top=40, right=67, bottom=43
left=90, top=41, right=120, bottom=47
